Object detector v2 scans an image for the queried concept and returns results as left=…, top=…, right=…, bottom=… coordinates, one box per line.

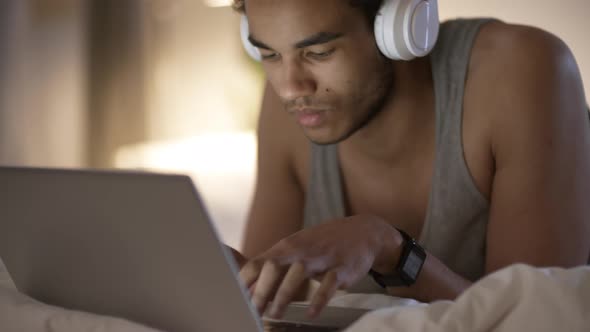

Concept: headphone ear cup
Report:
left=406, top=0, right=439, bottom=57
left=374, top=0, right=404, bottom=60
left=240, top=15, right=262, bottom=61
left=374, top=0, right=439, bottom=60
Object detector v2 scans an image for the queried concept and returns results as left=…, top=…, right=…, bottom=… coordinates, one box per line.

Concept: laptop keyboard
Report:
left=265, top=322, right=340, bottom=332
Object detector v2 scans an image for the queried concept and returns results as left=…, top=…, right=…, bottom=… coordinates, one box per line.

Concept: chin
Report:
left=302, top=126, right=356, bottom=146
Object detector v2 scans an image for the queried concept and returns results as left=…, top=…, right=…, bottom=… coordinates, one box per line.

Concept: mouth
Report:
left=292, top=108, right=327, bottom=128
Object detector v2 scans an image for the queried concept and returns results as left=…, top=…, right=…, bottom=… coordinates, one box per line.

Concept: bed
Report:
left=1, top=257, right=588, bottom=332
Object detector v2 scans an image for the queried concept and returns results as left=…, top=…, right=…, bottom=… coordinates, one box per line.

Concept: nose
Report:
left=274, top=59, right=317, bottom=101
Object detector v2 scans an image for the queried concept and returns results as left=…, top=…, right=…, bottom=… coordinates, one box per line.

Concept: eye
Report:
left=260, top=51, right=280, bottom=61
left=306, top=48, right=335, bottom=60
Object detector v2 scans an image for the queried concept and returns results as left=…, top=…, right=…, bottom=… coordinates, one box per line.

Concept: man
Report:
left=229, top=0, right=590, bottom=321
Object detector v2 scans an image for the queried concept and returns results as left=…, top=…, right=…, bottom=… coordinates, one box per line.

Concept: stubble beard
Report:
left=307, top=67, right=395, bottom=146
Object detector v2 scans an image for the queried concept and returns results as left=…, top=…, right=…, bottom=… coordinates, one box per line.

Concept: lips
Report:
left=293, top=109, right=326, bottom=128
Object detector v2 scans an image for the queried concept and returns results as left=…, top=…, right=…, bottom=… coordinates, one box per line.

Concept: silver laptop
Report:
left=0, top=166, right=367, bottom=331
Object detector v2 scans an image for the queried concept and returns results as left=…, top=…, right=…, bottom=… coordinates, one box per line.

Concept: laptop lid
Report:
left=0, top=166, right=263, bottom=332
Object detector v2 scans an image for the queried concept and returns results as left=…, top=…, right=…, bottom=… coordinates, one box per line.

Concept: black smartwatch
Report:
left=369, top=228, right=426, bottom=287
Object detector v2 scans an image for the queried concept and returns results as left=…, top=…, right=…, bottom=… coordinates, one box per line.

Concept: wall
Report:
left=143, top=0, right=262, bottom=142
left=0, top=0, right=88, bottom=167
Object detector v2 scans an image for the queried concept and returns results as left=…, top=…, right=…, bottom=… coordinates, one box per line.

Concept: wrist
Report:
left=371, top=221, right=404, bottom=274
left=370, top=227, right=428, bottom=288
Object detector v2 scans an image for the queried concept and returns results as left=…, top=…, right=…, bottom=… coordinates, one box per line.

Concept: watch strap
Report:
left=369, top=228, right=426, bottom=288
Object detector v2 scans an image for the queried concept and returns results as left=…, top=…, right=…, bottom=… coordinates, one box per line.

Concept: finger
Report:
left=239, top=259, right=264, bottom=289
left=247, top=281, right=256, bottom=296
left=308, top=271, right=340, bottom=318
left=251, top=260, right=286, bottom=315
left=268, top=262, right=308, bottom=318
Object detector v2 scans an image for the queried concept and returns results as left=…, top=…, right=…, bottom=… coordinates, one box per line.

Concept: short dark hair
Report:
left=348, top=0, right=383, bottom=24
left=232, top=0, right=383, bottom=24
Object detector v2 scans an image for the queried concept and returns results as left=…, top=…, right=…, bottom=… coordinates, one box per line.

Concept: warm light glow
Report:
left=204, top=0, right=233, bottom=7
left=114, top=131, right=257, bottom=249
left=115, top=131, right=256, bottom=175
left=132, top=2, right=264, bottom=248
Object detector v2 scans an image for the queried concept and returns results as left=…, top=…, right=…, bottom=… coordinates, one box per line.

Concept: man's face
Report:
left=246, top=0, right=394, bottom=144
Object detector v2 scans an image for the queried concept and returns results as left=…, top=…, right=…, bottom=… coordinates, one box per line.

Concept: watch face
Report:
left=403, top=250, right=424, bottom=279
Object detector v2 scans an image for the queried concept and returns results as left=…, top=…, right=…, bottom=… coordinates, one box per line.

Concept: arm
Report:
left=241, top=81, right=307, bottom=259
left=381, top=23, right=590, bottom=301
left=483, top=25, right=590, bottom=271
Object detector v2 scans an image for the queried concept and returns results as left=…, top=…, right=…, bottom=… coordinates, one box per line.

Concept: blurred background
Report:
left=1, top=0, right=589, bottom=249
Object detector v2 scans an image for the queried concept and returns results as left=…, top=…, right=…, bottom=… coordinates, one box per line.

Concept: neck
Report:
left=341, top=56, right=435, bottom=166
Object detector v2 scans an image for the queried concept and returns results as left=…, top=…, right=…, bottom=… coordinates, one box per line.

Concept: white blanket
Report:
left=1, top=258, right=589, bottom=332
left=342, top=264, right=590, bottom=332
left=0, top=259, right=161, bottom=332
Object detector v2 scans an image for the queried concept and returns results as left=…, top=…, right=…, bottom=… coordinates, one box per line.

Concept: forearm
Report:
left=385, top=252, right=472, bottom=302
left=371, top=224, right=472, bottom=302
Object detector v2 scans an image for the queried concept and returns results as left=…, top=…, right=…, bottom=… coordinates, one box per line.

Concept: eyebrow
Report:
left=248, top=32, right=343, bottom=51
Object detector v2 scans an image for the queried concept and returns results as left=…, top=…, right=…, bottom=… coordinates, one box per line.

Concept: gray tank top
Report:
left=303, top=19, right=494, bottom=292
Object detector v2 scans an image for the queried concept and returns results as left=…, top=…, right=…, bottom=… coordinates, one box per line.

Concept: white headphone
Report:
left=240, top=0, right=439, bottom=62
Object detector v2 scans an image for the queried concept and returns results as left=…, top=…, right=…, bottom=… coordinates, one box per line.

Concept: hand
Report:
left=239, top=215, right=403, bottom=319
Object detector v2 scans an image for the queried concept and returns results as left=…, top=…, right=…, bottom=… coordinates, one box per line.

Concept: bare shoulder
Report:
left=476, top=20, right=568, bottom=48
left=467, top=20, right=587, bottom=146
left=461, top=20, right=588, bottom=200
left=469, top=20, right=585, bottom=104
left=464, top=21, right=590, bottom=271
